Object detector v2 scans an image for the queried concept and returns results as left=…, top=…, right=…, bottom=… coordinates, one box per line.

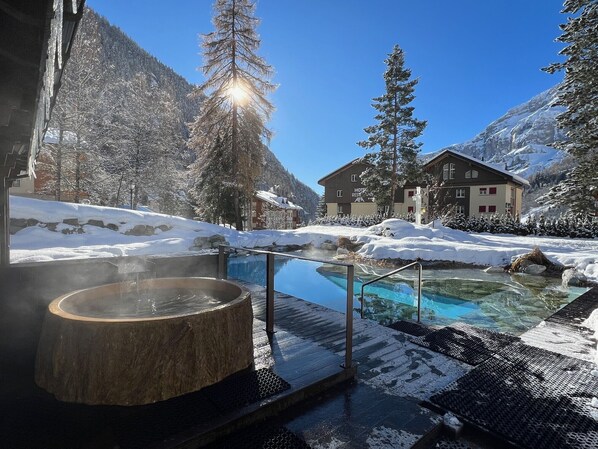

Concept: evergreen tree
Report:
left=543, top=0, right=598, bottom=214
left=189, top=0, right=275, bottom=230
left=317, top=193, right=327, bottom=218
left=358, top=45, right=426, bottom=217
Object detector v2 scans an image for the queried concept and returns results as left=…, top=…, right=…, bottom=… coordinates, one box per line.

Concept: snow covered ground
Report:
left=9, top=196, right=598, bottom=282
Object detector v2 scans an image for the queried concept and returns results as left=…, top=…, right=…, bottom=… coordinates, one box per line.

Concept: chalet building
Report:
left=251, top=190, right=303, bottom=230
left=318, top=149, right=529, bottom=219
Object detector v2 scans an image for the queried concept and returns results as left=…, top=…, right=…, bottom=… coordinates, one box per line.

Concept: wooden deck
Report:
left=3, top=281, right=471, bottom=448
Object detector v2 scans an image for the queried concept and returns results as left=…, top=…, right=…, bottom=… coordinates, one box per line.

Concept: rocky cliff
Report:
left=441, top=85, right=565, bottom=179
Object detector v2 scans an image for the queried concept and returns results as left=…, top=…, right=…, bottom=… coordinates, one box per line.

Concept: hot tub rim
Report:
left=48, top=276, right=250, bottom=323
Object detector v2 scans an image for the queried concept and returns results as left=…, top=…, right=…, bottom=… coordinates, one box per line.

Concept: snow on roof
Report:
left=255, top=190, right=303, bottom=210
left=430, top=149, right=530, bottom=186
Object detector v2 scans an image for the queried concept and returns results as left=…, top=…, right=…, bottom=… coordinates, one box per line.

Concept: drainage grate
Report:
left=411, top=323, right=519, bottom=365
left=205, top=426, right=311, bottom=449
left=431, top=343, right=598, bottom=449
left=387, top=319, right=433, bottom=337
left=204, top=368, right=291, bottom=413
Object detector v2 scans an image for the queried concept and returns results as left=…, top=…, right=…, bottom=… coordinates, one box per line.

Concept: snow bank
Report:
left=8, top=197, right=598, bottom=282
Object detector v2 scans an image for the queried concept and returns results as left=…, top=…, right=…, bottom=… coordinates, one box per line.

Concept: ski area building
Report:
left=318, top=149, right=529, bottom=219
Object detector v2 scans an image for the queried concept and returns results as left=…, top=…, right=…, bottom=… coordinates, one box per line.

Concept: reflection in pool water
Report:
left=227, top=251, right=588, bottom=335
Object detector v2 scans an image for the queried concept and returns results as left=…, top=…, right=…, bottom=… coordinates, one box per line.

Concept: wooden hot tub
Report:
left=35, top=277, right=253, bottom=406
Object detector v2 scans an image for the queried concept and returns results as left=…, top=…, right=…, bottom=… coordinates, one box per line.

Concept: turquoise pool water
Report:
left=227, top=251, right=588, bottom=335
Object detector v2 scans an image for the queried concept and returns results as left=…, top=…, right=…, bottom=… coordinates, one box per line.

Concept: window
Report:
left=479, top=188, right=487, bottom=195
left=337, top=204, right=343, bottom=214
left=456, top=188, right=465, bottom=198
left=336, top=190, right=343, bottom=198
left=408, top=190, right=414, bottom=197
left=456, top=205, right=465, bottom=215
left=444, top=163, right=455, bottom=180
left=465, top=170, right=479, bottom=179
left=489, top=205, right=497, bottom=213
left=479, top=205, right=486, bottom=213
left=12, top=179, right=21, bottom=188
left=408, top=206, right=414, bottom=213
left=351, top=174, right=357, bottom=182
left=489, top=187, right=497, bottom=195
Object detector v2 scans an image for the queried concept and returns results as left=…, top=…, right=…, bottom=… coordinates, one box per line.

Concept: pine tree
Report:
left=317, top=193, right=327, bottom=218
left=358, top=45, right=426, bottom=217
left=189, top=0, right=275, bottom=230
left=543, top=0, right=598, bottom=214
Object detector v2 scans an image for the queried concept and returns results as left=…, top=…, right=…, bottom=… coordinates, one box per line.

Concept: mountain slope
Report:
left=440, top=85, right=565, bottom=178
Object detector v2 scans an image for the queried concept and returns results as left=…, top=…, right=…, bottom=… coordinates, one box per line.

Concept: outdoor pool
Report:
left=227, top=250, right=588, bottom=335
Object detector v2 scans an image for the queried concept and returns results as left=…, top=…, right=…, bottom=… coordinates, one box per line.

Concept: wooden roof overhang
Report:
left=0, top=0, right=85, bottom=265
left=0, top=0, right=85, bottom=180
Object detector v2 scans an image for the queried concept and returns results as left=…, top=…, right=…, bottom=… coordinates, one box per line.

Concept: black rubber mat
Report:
left=116, top=368, right=290, bottom=448
left=387, top=319, right=433, bottom=337
left=431, top=343, right=598, bottom=449
left=547, top=288, right=598, bottom=327
left=204, top=367, right=291, bottom=413
left=434, top=440, right=477, bottom=449
left=205, top=426, right=311, bottom=449
left=410, top=322, right=519, bottom=365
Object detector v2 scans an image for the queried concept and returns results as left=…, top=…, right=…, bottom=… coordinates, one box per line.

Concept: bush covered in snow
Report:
left=309, top=213, right=420, bottom=228
left=311, top=212, right=598, bottom=239
left=443, top=213, right=598, bottom=238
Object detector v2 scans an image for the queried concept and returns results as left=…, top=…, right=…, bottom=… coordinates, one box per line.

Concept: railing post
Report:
left=360, top=287, right=365, bottom=319
left=344, top=265, right=354, bottom=369
left=266, top=253, right=275, bottom=334
left=218, top=245, right=228, bottom=280
left=417, top=264, right=422, bottom=323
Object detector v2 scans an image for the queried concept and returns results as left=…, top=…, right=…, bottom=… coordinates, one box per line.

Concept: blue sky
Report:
left=87, top=0, right=566, bottom=193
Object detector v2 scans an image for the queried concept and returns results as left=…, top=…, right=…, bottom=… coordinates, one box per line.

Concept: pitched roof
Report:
left=255, top=190, right=303, bottom=210
left=425, top=149, right=530, bottom=187
left=318, top=158, right=365, bottom=185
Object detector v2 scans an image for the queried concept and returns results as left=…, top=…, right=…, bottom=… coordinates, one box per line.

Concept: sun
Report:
left=228, top=84, right=247, bottom=104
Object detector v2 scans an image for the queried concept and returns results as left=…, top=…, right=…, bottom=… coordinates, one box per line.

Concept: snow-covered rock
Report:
left=524, top=264, right=547, bottom=275
left=562, top=268, right=588, bottom=287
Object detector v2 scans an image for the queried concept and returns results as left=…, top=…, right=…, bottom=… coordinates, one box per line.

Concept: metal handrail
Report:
left=218, top=245, right=355, bottom=369
left=359, top=261, right=423, bottom=322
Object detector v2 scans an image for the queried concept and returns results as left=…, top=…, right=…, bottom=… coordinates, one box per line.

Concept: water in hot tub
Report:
left=60, top=287, right=225, bottom=319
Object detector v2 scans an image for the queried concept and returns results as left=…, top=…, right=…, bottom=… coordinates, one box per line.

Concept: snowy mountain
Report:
left=439, top=85, right=566, bottom=179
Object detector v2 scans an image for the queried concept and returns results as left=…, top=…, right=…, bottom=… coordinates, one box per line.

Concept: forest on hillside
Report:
left=39, top=7, right=319, bottom=220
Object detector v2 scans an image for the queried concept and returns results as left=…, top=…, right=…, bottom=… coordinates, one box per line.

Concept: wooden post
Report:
left=218, top=245, right=227, bottom=280
left=0, top=177, right=10, bottom=267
